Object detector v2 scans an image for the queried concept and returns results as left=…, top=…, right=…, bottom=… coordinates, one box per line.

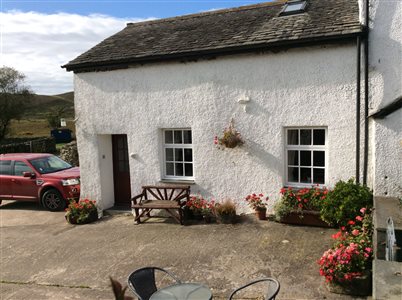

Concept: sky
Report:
left=0, top=0, right=265, bottom=95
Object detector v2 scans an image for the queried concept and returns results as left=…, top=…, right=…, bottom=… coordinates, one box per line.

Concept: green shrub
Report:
left=320, top=179, right=373, bottom=226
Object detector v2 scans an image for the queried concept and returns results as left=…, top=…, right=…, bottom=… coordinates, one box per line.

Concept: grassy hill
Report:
left=24, top=91, right=74, bottom=119
left=8, top=92, right=75, bottom=138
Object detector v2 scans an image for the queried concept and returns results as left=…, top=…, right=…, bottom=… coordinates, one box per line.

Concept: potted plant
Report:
left=245, top=193, right=268, bottom=220
left=214, top=119, right=244, bottom=149
left=318, top=208, right=373, bottom=296
left=274, top=186, right=330, bottom=227
left=185, top=195, right=215, bottom=223
left=215, top=199, right=237, bottom=224
left=65, top=199, right=98, bottom=225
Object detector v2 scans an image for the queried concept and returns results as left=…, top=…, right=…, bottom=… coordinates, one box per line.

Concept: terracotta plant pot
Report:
left=280, top=210, right=332, bottom=228
left=326, top=272, right=372, bottom=296
left=255, top=209, right=267, bottom=220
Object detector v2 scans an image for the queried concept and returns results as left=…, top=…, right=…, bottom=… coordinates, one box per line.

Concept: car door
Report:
left=11, top=160, right=39, bottom=201
left=0, top=160, right=13, bottom=200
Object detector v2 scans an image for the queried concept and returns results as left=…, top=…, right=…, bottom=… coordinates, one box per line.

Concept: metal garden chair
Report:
left=127, top=267, right=182, bottom=300
left=228, top=278, right=280, bottom=300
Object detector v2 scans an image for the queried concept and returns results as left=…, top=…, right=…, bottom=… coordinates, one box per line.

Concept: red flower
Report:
left=347, top=220, right=355, bottom=225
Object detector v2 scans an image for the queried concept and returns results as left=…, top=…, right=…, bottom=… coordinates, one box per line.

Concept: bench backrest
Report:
left=142, top=185, right=190, bottom=202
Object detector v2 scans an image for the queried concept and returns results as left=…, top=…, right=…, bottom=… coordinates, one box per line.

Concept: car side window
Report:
left=14, top=161, right=34, bottom=177
left=0, top=160, right=12, bottom=175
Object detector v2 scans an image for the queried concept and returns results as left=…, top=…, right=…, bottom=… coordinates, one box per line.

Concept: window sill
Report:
left=159, top=179, right=196, bottom=185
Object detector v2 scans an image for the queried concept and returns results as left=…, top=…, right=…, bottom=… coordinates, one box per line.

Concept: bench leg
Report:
left=134, top=208, right=141, bottom=224
left=179, top=208, right=184, bottom=225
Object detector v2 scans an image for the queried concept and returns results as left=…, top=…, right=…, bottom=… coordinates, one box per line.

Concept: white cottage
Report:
left=63, top=0, right=401, bottom=213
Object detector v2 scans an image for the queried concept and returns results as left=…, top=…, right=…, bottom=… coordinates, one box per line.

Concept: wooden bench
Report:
left=131, top=185, right=190, bottom=225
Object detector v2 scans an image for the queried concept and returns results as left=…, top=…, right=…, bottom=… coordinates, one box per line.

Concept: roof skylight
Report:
left=281, top=0, right=307, bottom=16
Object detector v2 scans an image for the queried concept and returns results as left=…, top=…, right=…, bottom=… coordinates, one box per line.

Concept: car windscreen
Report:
left=29, top=156, right=72, bottom=174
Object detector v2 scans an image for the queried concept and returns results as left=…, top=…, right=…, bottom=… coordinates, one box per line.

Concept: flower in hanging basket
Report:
left=65, top=198, right=98, bottom=224
left=215, top=119, right=244, bottom=149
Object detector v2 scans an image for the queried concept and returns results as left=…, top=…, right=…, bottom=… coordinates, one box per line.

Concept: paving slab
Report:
left=0, top=201, right=368, bottom=299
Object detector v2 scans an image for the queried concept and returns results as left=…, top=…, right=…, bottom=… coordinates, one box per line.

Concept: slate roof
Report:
left=63, top=0, right=363, bottom=72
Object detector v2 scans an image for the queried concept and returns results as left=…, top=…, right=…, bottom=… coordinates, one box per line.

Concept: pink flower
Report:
left=355, top=216, right=363, bottom=221
left=360, top=207, right=366, bottom=214
left=365, top=247, right=372, bottom=253
left=348, top=220, right=355, bottom=225
left=352, top=229, right=359, bottom=236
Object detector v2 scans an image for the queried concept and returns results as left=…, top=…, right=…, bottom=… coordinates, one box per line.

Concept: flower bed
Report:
left=279, top=210, right=331, bottom=227
left=65, top=199, right=98, bottom=225
left=275, top=186, right=330, bottom=227
left=185, top=195, right=215, bottom=222
left=318, top=208, right=373, bottom=296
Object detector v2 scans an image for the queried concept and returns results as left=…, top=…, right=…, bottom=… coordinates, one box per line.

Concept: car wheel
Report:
left=42, top=189, right=66, bottom=212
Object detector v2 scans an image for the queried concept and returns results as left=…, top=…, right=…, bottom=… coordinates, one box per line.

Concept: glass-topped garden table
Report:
left=150, top=283, right=212, bottom=300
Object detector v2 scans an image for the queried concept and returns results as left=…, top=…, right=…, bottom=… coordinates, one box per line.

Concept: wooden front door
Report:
left=112, top=134, right=131, bottom=208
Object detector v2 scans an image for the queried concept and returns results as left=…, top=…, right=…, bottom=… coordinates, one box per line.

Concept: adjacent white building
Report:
left=63, top=0, right=401, bottom=213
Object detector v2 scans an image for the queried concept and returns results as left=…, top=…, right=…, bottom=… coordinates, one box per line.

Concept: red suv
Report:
left=0, top=153, right=80, bottom=211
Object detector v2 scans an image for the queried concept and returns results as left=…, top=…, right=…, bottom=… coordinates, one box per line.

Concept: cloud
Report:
left=0, top=11, right=154, bottom=95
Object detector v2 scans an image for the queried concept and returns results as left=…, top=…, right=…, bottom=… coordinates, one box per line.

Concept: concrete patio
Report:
left=0, top=201, right=368, bottom=299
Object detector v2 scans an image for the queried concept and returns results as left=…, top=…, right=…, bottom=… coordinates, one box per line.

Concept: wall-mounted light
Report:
left=237, top=96, right=250, bottom=112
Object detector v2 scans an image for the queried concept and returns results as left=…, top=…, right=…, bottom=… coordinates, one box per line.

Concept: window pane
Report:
left=288, top=167, right=299, bottom=182
left=313, top=168, right=325, bottom=184
left=174, top=131, right=182, bottom=144
left=165, top=131, right=173, bottom=144
left=300, top=151, right=311, bottom=166
left=184, top=149, right=192, bottom=162
left=174, top=148, right=183, bottom=161
left=166, top=163, right=174, bottom=176
left=14, top=161, right=33, bottom=176
left=300, top=168, right=312, bottom=183
left=284, top=2, right=305, bottom=12
left=0, top=160, right=12, bottom=175
left=175, top=163, right=183, bottom=176
left=288, top=150, right=298, bottom=166
left=185, top=163, right=193, bottom=177
left=165, top=148, right=174, bottom=161
left=287, top=130, right=298, bottom=145
left=313, top=151, right=325, bottom=167
left=313, top=129, right=325, bottom=145
left=183, top=130, right=192, bottom=144
left=300, top=129, right=312, bottom=145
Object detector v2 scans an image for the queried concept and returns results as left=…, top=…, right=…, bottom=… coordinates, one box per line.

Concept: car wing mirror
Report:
left=23, top=172, right=36, bottom=178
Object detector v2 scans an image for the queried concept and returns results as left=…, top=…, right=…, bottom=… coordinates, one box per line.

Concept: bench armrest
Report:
left=131, top=193, right=145, bottom=205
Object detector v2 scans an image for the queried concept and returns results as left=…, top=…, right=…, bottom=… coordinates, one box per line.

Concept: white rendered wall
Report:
left=74, top=44, right=359, bottom=212
left=369, top=0, right=402, bottom=197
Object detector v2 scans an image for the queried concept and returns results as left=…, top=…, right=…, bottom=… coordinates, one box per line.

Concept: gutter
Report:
left=62, top=32, right=365, bottom=73
left=356, top=36, right=361, bottom=184
left=363, top=0, right=370, bottom=185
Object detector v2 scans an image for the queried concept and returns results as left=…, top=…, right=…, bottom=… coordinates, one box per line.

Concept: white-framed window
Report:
left=285, top=127, right=327, bottom=186
left=280, top=0, right=307, bottom=16
left=163, top=129, right=193, bottom=180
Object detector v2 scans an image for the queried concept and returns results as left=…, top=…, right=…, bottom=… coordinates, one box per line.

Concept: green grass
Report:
left=6, top=91, right=76, bottom=139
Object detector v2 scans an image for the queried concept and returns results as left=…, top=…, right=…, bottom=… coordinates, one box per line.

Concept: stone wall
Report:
left=0, top=137, right=56, bottom=154
left=59, top=141, right=79, bottom=166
